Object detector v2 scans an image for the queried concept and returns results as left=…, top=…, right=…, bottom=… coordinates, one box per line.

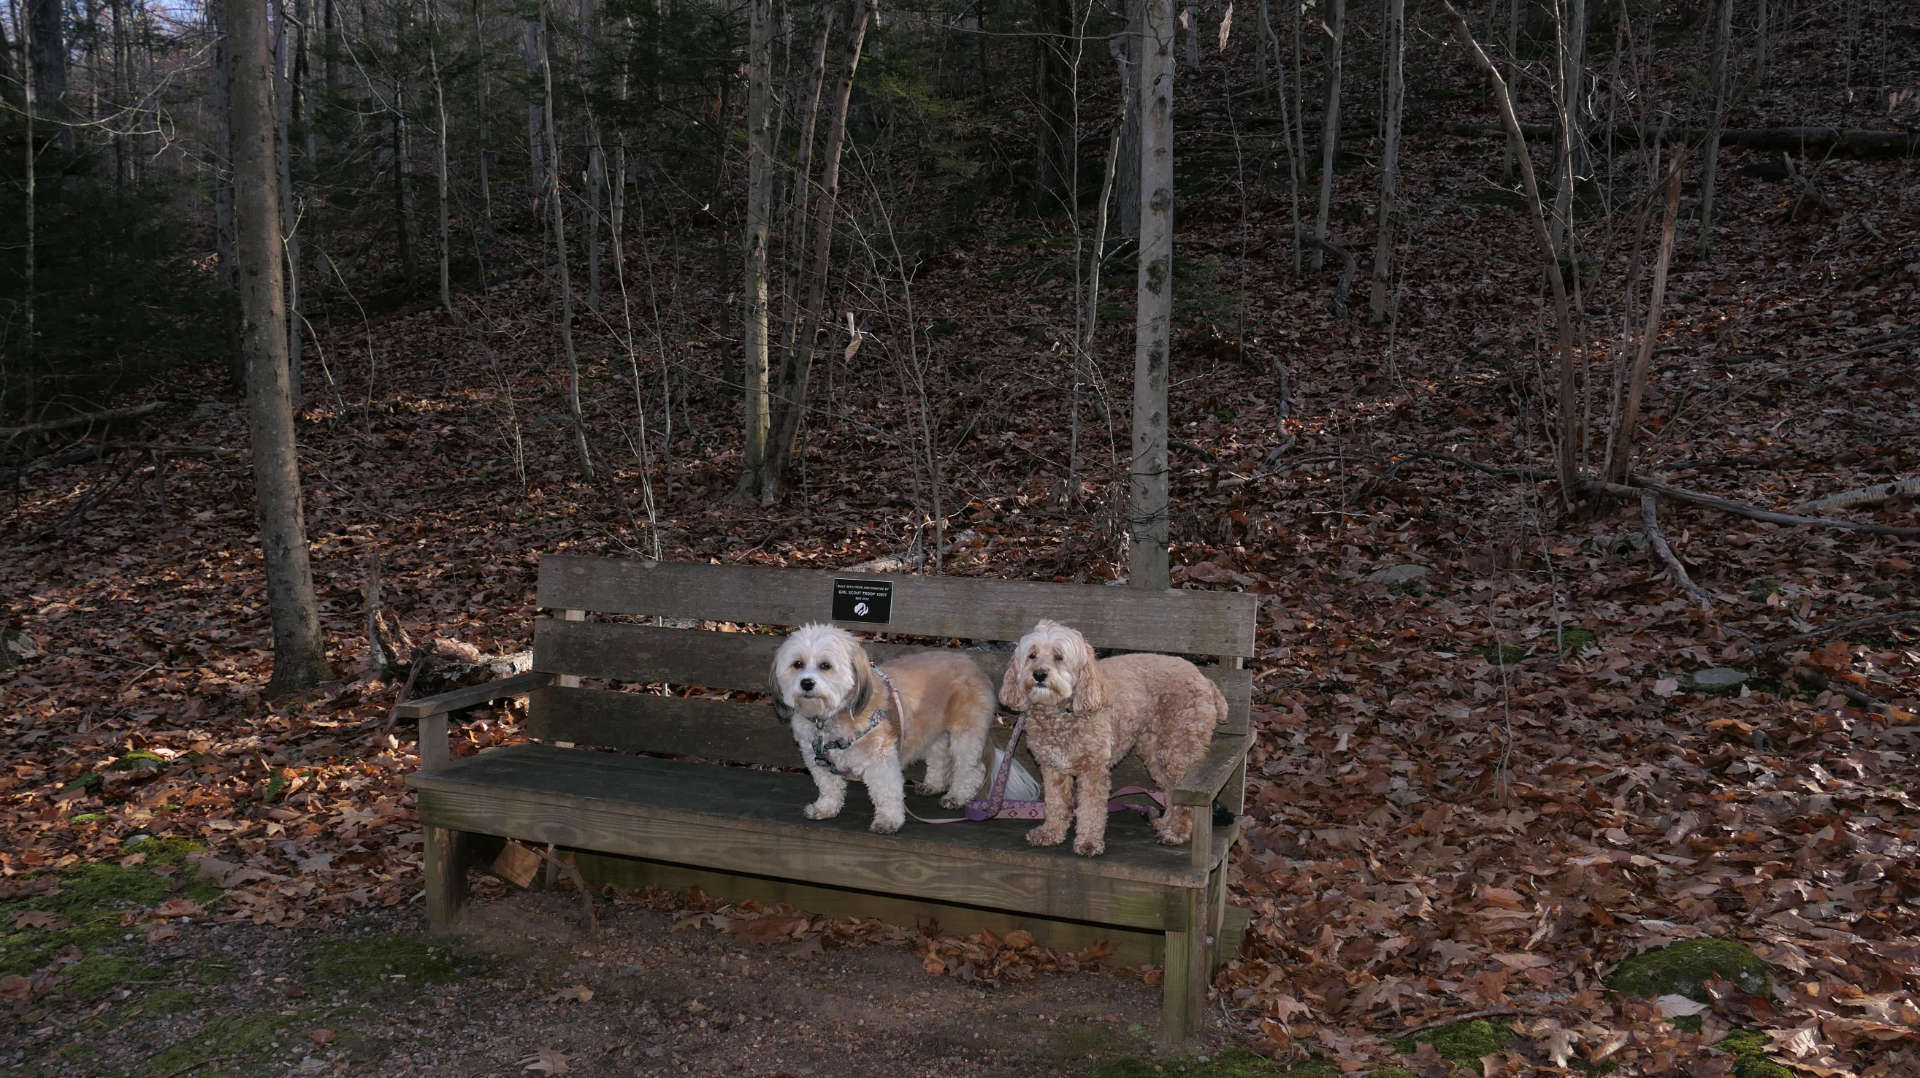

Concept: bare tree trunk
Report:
left=0, top=17, right=18, bottom=111
left=1367, top=0, right=1403, bottom=326
left=324, top=0, right=339, bottom=97
left=1112, top=23, right=1142, bottom=240
left=29, top=0, right=67, bottom=130
left=1603, top=154, right=1681, bottom=483
left=1442, top=1, right=1581, bottom=504
left=1697, top=0, right=1733, bottom=260
left=16, top=3, right=34, bottom=410
left=779, top=2, right=837, bottom=362
left=524, top=16, right=546, bottom=198
left=1065, top=124, right=1123, bottom=502
left=228, top=0, right=334, bottom=697
left=212, top=0, right=243, bottom=390
left=581, top=0, right=602, bottom=312
left=471, top=0, right=491, bottom=218
left=109, top=0, right=130, bottom=183
left=1502, top=0, right=1519, bottom=182
left=426, top=0, right=456, bottom=320
left=1030, top=0, right=1075, bottom=214
left=1130, top=0, right=1174, bottom=589
left=273, top=0, right=304, bottom=408
left=760, top=0, right=875, bottom=504
left=1310, top=0, right=1344, bottom=272
left=1552, top=0, right=1587, bottom=253
left=732, top=0, right=775, bottom=500
left=539, top=0, right=593, bottom=480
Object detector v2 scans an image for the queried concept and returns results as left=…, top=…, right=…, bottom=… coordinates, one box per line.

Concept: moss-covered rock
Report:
left=1604, top=938, right=1773, bottom=1003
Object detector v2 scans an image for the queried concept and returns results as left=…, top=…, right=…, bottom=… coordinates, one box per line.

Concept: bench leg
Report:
left=423, top=825, right=475, bottom=932
left=1161, top=885, right=1212, bottom=1045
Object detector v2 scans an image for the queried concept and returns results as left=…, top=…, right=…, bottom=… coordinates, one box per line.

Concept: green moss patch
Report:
left=1393, top=1019, right=1516, bottom=1074
left=0, top=843, right=221, bottom=981
left=1605, top=938, right=1773, bottom=1003
left=1088, top=1046, right=1299, bottom=1077
left=1050, top=1023, right=1306, bottom=1076
left=1473, top=644, right=1531, bottom=665
left=142, top=1012, right=304, bottom=1077
left=1555, top=627, right=1597, bottom=654
left=304, top=933, right=490, bottom=993
left=60, top=953, right=165, bottom=997
left=1715, top=1030, right=1793, bottom=1078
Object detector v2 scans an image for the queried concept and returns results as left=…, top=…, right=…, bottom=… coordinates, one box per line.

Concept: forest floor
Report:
left=5, top=6, right=1920, bottom=1076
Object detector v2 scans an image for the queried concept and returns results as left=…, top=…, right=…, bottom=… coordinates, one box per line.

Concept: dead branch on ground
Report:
left=1640, top=491, right=1713, bottom=611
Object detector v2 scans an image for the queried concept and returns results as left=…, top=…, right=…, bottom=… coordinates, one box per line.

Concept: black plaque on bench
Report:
left=832, top=578, right=893, bottom=624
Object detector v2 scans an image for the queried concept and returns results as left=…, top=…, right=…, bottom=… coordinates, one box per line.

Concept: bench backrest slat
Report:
left=531, top=688, right=798, bottom=768
left=532, top=617, right=1253, bottom=733
left=537, top=556, right=1257, bottom=658
left=526, top=556, right=1259, bottom=767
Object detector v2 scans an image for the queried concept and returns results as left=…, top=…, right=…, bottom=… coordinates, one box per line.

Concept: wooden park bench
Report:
left=402, top=556, right=1257, bottom=1041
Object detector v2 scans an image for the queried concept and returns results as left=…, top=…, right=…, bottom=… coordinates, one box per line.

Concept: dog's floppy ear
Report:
left=846, top=639, right=875, bottom=717
left=768, top=643, right=796, bottom=723
left=1066, top=628, right=1107, bottom=716
left=998, top=641, right=1030, bottom=712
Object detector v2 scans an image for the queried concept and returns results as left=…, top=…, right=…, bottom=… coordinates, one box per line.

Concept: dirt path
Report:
left=6, top=887, right=1239, bottom=1077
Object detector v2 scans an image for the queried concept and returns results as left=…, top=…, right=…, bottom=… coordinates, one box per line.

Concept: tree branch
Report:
left=1640, top=491, right=1713, bottom=611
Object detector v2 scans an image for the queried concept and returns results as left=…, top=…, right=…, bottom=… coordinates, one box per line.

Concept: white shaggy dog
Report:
left=999, top=620, right=1226, bottom=856
left=770, top=624, right=996, bottom=833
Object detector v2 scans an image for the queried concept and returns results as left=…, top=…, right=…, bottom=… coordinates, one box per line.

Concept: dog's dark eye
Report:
left=819, top=661, right=832, bottom=671
left=1052, top=651, right=1063, bottom=661
left=791, top=660, right=804, bottom=670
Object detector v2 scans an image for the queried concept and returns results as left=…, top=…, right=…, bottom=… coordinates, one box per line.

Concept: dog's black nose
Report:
left=1032, top=669, right=1048, bottom=684
left=799, top=677, right=816, bottom=692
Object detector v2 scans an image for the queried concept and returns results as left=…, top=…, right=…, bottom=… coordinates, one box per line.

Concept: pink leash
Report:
left=907, top=711, right=1168, bottom=825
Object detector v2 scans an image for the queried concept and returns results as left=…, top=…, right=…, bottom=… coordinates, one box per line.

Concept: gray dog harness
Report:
left=812, top=668, right=898, bottom=774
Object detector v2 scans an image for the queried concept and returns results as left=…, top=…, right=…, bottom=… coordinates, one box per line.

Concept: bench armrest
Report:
left=397, top=672, right=553, bottom=720
left=406, top=672, right=552, bottom=771
left=1172, top=729, right=1253, bottom=807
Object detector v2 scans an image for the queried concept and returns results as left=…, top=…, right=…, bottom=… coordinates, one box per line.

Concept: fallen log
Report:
left=1796, top=476, right=1920, bottom=513
left=1447, top=122, right=1920, bottom=158
left=0, top=401, right=166, bottom=438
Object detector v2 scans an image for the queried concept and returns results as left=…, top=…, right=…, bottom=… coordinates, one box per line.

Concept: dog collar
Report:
left=813, top=669, right=898, bottom=773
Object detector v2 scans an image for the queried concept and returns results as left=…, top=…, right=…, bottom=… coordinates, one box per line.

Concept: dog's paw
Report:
left=939, top=792, right=970, bottom=809
left=1153, top=826, right=1190, bottom=846
left=1026, top=824, right=1067, bottom=847
left=912, top=781, right=946, bottom=797
left=803, top=801, right=841, bottom=820
left=870, top=815, right=903, bottom=834
left=1073, top=835, right=1106, bottom=857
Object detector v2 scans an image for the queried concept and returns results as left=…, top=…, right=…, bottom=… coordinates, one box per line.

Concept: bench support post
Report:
left=423, top=824, right=475, bottom=932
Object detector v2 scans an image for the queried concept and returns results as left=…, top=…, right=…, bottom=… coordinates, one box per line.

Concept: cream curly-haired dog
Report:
left=999, top=620, right=1226, bottom=856
left=770, top=624, right=995, bottom=833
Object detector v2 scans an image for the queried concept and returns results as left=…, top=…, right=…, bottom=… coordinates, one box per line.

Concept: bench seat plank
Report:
left=409, top=745, right=1227, bottom=927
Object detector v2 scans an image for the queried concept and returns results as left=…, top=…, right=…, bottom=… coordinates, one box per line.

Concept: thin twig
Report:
left=1750, top=610, right=1920, bottom=658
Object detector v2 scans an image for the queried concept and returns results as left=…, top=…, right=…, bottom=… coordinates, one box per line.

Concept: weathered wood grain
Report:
left=407, top=747, right=1227, bottom=916
left=395, top=671, right=553, bottom=719
left=526, top=687, right=797, bottom=768
left=532, top=617, right=1253, bottom=729
left=567, top=851, right=1168, bottom=966
left=1173, top=730, right=1255, bottom=806
left=536, top=556, right=1257, bottom=657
